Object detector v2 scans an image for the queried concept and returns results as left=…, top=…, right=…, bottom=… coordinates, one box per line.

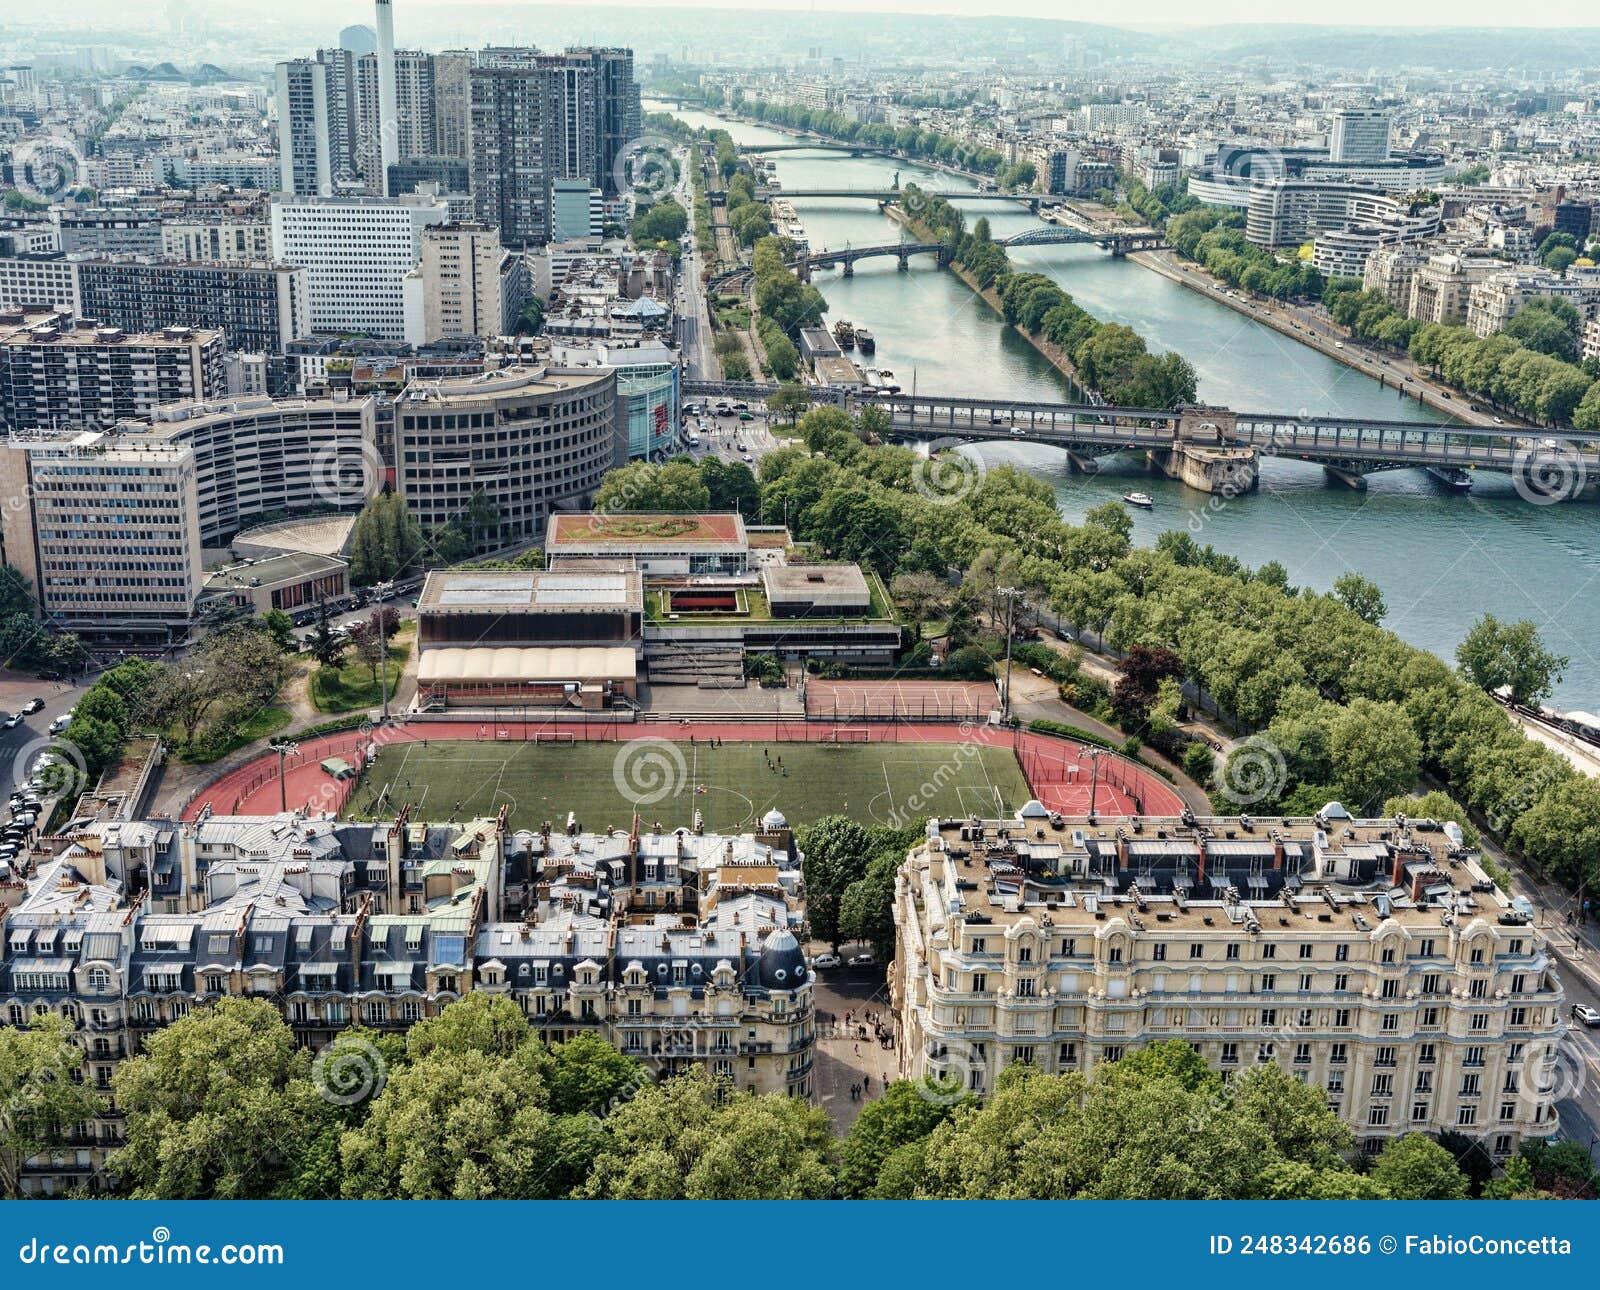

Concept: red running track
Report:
left=181, top=719, right=1186, bottom=822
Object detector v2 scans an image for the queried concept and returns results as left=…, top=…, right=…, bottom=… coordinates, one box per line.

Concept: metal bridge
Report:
left=794, top=227, right=1165, bottom=279
left=682, top=380, right=1598, bottom=498
left=755, top=186, right=1057, bottom=209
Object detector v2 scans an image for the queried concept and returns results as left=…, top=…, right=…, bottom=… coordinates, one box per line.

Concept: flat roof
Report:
left=762, top=563, right=871, bottom=606
left=417, top=569, right=643, bottom=615
left=547, top=512, right=747, bottom=551
left=204, top=550, right=348, bottom=589
left=417, top=645, right=637, bottom=684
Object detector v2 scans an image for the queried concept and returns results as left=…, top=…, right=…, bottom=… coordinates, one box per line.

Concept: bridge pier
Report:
left=1064, top=451, right=1103, bottom=475
left=1322, top=465, right=1368, bottom=491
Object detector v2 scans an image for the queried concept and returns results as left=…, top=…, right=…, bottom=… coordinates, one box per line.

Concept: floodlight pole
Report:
left=271, top=740, right=300, bottom=814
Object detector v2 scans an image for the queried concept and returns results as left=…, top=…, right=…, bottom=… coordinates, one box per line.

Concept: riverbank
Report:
left=886, top=204, right=1096, bottom=400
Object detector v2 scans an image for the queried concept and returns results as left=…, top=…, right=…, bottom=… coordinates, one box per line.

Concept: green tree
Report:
left=1455, top=613, right=1568, bottom=706
left=261, top=608, right=297, bottom=652
left=838, top=1079, right=963, bottom=1198
left=581, top=1069, right=836, bottom=1199
left=0, top=1014, right=105, bottom=1199
left=112, top=999, right=335, bottom=1199
left=796, top=815, right=873, bottom=949
left=593, top=460, right=713, bottom=513
left=1368, top=1133, right=1469, bottom=1199
left=1331, top=572, right=1386, bottom=625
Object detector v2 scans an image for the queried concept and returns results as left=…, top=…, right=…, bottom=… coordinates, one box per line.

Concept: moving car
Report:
left=2, top=712, right=23, bottom=729
left=21, top=698, right=43, bottom=715
left=49, top=715, right=70, bottom=734
left=812, top=953, right=842, bottom=970
left=1574, top=1004, right=1600, bottom=1028
left=847, top=952, right=876, bottom=968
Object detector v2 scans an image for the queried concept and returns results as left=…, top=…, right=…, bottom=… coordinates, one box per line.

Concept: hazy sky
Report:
left=409, top=0, right=1595, bottom=27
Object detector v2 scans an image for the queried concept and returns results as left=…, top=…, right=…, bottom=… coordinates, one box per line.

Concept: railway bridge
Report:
left=683, top=380, right=1598, bottom=501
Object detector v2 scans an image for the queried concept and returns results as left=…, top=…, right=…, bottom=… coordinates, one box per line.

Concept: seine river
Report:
left=653, top=104, right=1600, bottom=708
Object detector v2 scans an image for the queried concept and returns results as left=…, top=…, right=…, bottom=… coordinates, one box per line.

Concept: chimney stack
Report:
left=374, top=0, right=399, bottom=196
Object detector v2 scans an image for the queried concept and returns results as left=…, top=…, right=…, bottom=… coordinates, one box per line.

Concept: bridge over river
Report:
left=684, top=380, right=1598, bottom=500
left=793, top=227, right=1165, bottom=278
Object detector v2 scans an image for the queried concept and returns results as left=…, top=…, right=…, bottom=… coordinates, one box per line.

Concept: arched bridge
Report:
left=745, top=140, right=894, bottom=156
left=755, top=186, right=1057, bottom=210
left=682, top=380, right=1598, bottom=501
left=793, top=227, right=1166, bottom=278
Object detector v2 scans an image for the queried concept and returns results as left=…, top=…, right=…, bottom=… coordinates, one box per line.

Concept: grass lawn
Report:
left=343, top=737, right=1032, bottom=833
left=178, top=705, right=294, bottom=764
left=310, top=627, right=413, bottom=714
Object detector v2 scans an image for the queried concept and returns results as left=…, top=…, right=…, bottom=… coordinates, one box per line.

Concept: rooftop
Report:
left=417, top=568, right=644, bottom=616
left=548, top=512, right=747, bottom=551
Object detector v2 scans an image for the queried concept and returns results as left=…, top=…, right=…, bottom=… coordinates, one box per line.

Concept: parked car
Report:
left=847, top=952, right=876, bottom=968
left=812, top=953, right=842, bottom=970
left=1574, top=1004, right=1600, bottom=1028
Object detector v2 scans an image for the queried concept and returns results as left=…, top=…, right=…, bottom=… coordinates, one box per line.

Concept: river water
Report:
left=653, top=104, right=1600, bottom=708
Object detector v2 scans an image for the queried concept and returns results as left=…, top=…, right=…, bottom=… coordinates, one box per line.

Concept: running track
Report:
left=181, top=719, right=1186, bottom=822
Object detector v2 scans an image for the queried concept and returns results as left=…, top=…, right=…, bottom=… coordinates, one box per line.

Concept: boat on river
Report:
left=1122, top=491, right=1155, bottom=509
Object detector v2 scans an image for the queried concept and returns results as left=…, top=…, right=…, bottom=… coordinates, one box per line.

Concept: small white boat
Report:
left=1122, top=491, right=1155, bottom=509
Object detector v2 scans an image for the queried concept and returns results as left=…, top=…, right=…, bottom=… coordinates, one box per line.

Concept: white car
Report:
left=1574, top=1004, right=1600, bottom=1028
left=847, top=952, right=876, bottom=968
left=812, top=953, right=842, bottom=970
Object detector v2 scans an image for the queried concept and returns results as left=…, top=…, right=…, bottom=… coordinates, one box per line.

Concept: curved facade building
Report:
left=395, top=365, right=622, bottom=553
left=1246, top=181, right=1427, bottom=249
left=137, top=394, right=380, bottom=545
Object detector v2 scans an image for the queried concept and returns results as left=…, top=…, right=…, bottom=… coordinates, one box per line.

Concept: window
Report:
left=1334, top=1009, right=1351, bottom=1028
left=1469, top=979, right=1488, bottom=1000
left=1376, top=1046, right=1397, bottom=1067
left=971, top=971, right=987, bottom=993
left=1261, top=973, right=1276, bottom=992
left=1013, top=1045, right=1035, bottom=1066
left=1260, top=1008, right=1277, bottom=1027
left=1457, top=1106, right=1477, bottom=1127
left=1330, top=1043, right=1348, bottom=1064
left=1372, top=1073, right=1393, bottom=1096
left=1294, top=1042, right=1311, bottom=1064
left=1470, top=947, right=1486, bottom=965
left=1103, top=1046, right=1124, bottom=1063
left=1381, top=979, right=1399, bottom=999
left=1017, top=978, right=1036, bottom=998
left=1226, top=944, right=1240, bottom=960
left=1335, top=944, right=1349, bottom=962
left=1334, top=973, right=1349, bottom=992
left=1299, top=944, right=1313, bottom=960
left=1261, top=944, right=1277, bottom=960
left=1221, top=1042, right=1239, bottom=1065
left=1381, top=946, right=1396, bottom=964
left=1418, top=938, right=1435, bottom=957
left=1152, top=943, right=1167, bottom=962
left=1107, top=946, right=1123, bottom=965
left=970, top=937, right=986, bottom=954
left=1368, top=1105, right=1389, bottom=1127
left=1327, top=1071, right=1344, bottom=1093
left=1411, top=1102, right=1430, bottom=1122
left=1415, top=1071, right=1433, bottom=1093
left=1465, top=1046, right=1485, bottom=1068
left=1017, top=945, right=1032, bottom=964
left=1460, top=1074, right=1481, bottom=1097
left=1299, top=974, right=1312, bottom=993
left=1499, top=1104, right=1517, bottom=1125
left=1058, top=1042, right=1077, bottom=1065
left=1381, top=1014, right=1399, bottom=1032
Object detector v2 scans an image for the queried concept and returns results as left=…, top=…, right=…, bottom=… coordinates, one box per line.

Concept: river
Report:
left=651, top=103, right=1600, bottom=709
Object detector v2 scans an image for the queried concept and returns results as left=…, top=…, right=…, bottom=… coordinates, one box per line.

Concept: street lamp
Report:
left=270, top=739, right=299, bottom=815
left=1087, top=747, right=1102, bottom=822
left=998, top=587, right=1023, bottom=725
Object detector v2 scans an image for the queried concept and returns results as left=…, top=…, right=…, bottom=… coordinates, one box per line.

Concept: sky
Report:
left=405, top=0, right=1596, bottom=28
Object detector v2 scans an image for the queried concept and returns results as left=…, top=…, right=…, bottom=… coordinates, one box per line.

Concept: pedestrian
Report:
left=853, top=1042, right=859, bottom=1055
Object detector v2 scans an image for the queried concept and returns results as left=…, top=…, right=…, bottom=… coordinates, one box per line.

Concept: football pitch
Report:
left=343, top=737, right=1033, bottom=833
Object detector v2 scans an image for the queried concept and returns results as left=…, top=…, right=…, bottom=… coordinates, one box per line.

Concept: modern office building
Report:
left=1, top=810, right=812, bottom=1194
left=75, top=260, right=310, bottom=358
left=53, top=208, right=163, bottom=257
left=160, top=216, right=274, bottom=264
left=274, top=57, right=333, bottom=195
left=417, top=221, right=503, bottom=340
left=269, top=193, right=448, bottom=339
left=1245, top=180, right=1428, bottom=249
left=0, top=311, right=224, bottom=431
left=469, top=58, right=561, bottom=247
left=550, top=340, right=678, bottom=459
left=1329, top=108, right=1393, bottom=164
left=894, top=811, right=1565, bottom=1159
left=0, top=430, right=204, bottom=638
left=133, top=393, right=380, bottom=545
left=395, top=364, right=622, bottom=551
left=0, top=252, right=80, bottom=312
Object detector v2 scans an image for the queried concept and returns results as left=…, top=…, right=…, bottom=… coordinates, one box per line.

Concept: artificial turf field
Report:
left=343, top=737, right=1033, bottom=833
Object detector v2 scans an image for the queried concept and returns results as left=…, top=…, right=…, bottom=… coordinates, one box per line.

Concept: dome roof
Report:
left=757, top=927, right=807, bottom=989
left=761, top=808, right=789, bottom=830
